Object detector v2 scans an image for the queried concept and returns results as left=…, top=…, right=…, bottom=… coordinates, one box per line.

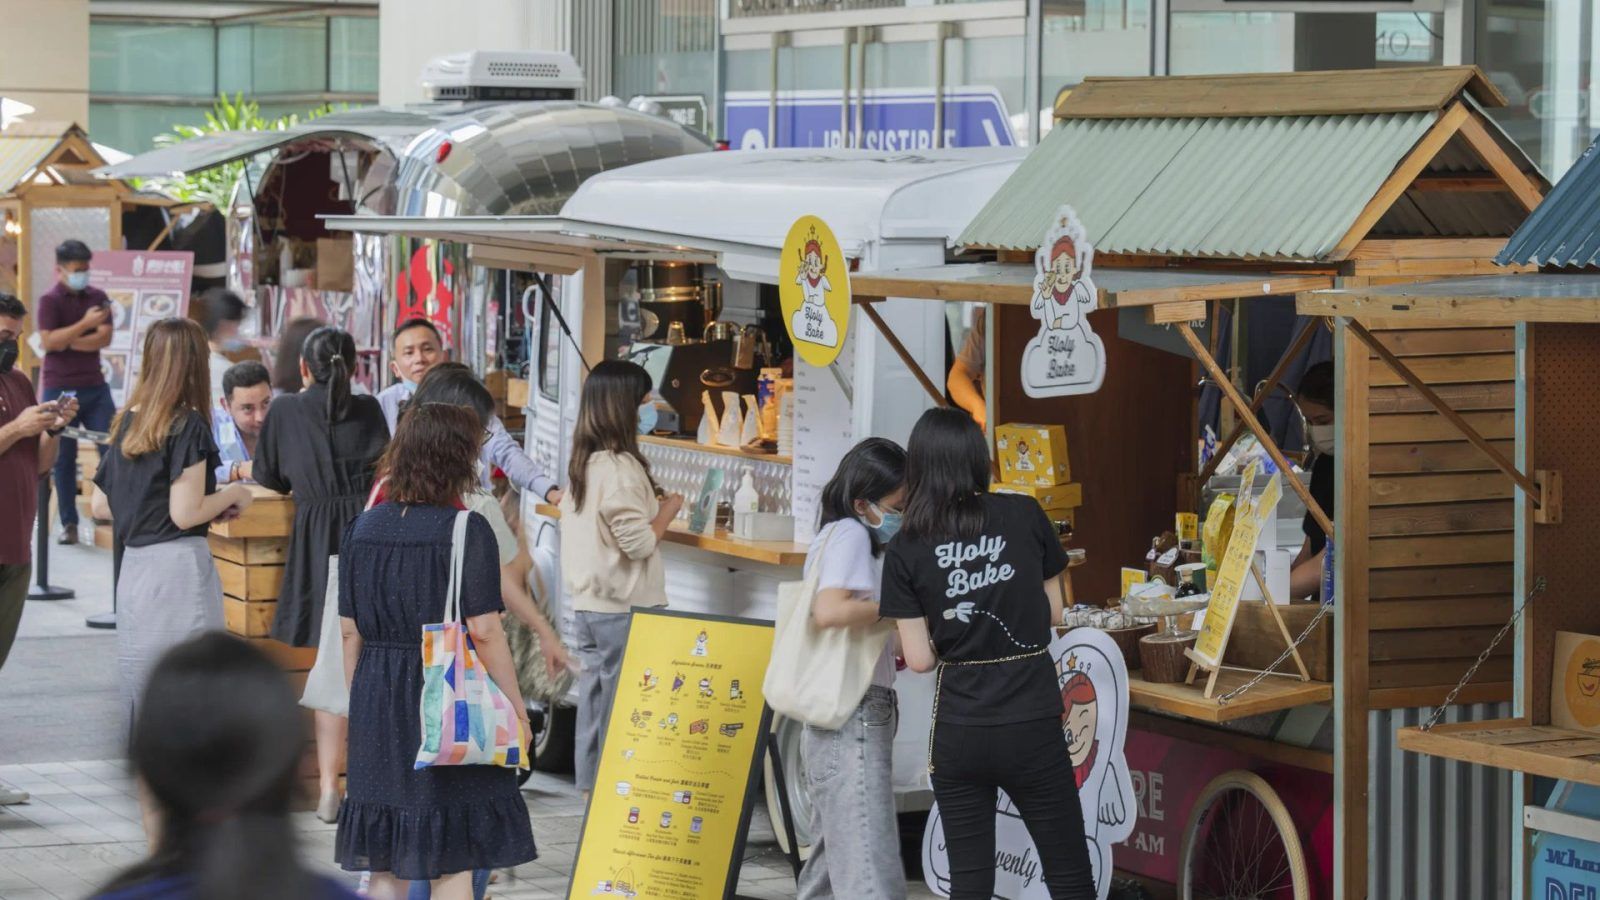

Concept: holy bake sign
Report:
left=779, top=215, right=851, bottom=367
left=1022, top=205, right=1106, bottom=398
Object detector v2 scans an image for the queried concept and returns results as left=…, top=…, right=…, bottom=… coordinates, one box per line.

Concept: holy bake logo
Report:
left=778, top=215, right=850, bottom=367
left=1021, top=205, right=1105, bottom=398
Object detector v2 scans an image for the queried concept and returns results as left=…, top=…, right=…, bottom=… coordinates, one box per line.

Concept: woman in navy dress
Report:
left=334, top=403, right=535, bottom=900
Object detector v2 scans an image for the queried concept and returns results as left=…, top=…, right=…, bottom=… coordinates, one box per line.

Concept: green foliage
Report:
left=151, top=94, right=346, bottom=210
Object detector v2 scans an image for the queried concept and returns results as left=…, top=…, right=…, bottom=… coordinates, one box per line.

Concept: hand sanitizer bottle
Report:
left=733, top=470, right=760, bottom=539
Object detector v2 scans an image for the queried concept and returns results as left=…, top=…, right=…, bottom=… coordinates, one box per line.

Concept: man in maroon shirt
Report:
left=35, top=240, right=113, bottom=545
left=0, top=292, right=74, bottom=804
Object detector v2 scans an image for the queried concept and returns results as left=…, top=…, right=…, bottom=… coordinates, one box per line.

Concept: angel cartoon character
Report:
left=1052, top=632, right=1137, bottom=900
left=1060, top=672, right=1099, bottom=789
left=1013, top=438, right=1036, bottom=473
left=790, top=229, right=840, bottom=349
left=1022, top=205, right=1106, bottom=398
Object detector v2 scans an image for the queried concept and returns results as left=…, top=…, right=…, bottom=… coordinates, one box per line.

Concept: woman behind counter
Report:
left=90, top=318, right=255, bottom=840
left=252, top=326, right=388, bottom=822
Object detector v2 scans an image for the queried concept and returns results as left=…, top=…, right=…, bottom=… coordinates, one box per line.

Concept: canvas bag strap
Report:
left=797, top=523, right=841, bottom=615
left=444, top=509, right=470, bottom=624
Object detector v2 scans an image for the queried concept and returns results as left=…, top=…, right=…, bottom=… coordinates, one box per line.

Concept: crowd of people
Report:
left=0, top=239, right=1100, bottom=900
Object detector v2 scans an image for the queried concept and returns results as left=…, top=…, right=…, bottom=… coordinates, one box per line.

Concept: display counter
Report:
left=534, top=503, right=806, bottom=568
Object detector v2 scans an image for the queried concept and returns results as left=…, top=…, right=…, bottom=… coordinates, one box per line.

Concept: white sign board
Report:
left=1022, top=206, right=1106, bottom=398
left=922, top=628, right=1136, bottom=899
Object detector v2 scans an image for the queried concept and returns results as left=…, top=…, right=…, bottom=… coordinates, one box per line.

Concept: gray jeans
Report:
left=573, top=610, right=632, bottom=793
left=797, top=685, right=906, bottom=900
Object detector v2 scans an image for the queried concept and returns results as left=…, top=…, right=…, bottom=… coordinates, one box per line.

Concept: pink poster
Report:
left=90, top=250, right=193, bottom=406
left=1119, top=727, right=1333, bottom=898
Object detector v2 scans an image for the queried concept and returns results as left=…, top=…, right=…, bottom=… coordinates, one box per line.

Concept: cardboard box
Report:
left=995, top=423, right=1071, bottom=486
left=507, top=377, right=530, bottom=411
left=991, top=481, right=1082, bottom=510
left=315, top=237, right=353, bottom=293
left=1223, top=601, right=1333, bottom=681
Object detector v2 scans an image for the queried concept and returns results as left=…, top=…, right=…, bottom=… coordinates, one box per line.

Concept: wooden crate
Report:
left=208, top=534, right=288, bottom=565
left=223, top=596, right=277, bottom=638
left=215, top=557, right=283, bottom=601
left=209, top=486, right=293, bottom=538
left=1223, top=601, right=1334, bottom=682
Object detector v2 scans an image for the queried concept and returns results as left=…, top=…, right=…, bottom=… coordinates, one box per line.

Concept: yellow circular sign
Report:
left=778, top=215, right=850, bottom=367
left=1565, top=638, right=1600, bottom=728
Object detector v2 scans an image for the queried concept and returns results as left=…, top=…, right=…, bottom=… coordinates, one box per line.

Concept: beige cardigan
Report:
left=558, top=451, right=666, bottom=614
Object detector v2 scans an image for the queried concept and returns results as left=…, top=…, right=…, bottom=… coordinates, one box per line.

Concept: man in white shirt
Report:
left=198, top=288, right=254, bottom=406
left=214, top=360, right=272, bottom=484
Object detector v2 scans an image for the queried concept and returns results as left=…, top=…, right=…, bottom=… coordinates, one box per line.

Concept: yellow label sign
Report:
left=1190, top=471, right=1281, bottom=669
left=1120, top=567, right=1149, bottom=598
left=1175, top=512, right=1198, bottom=544
left=778, top=215, right=851, bottom=367
left=568, top=610, right=775, bottom=900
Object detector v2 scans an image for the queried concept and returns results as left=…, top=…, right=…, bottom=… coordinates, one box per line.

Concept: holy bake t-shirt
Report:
left=880, top=492, right=1067, bottom=726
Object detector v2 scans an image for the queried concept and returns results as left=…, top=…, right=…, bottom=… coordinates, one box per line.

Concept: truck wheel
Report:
left=532, top=703, right=575, bottom=775
left=762, top=716, right=814, bottom=860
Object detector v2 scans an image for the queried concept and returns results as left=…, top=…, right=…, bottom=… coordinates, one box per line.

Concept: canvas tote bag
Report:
left=763, top=525, right=893, bottom=730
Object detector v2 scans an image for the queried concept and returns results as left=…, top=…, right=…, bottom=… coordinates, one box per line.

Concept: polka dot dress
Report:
left=333, top=503, right=537, bottom=880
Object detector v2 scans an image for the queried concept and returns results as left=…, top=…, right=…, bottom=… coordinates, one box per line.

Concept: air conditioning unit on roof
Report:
left=420, top=51, right=585, bottom=102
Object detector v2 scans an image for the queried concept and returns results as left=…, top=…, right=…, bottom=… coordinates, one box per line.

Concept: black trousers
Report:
left=931, top=717, right=1098, bottom=900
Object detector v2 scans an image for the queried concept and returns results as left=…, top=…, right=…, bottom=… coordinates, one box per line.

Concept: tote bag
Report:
left=300, top=479, right=387, bottom=716
left=415, top=510, right=528, bottom=770
left=763, top=525, right=893, bottom=730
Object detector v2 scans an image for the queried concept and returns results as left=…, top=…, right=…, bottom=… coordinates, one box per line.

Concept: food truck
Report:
left=328, top=145, right=1025, bottom=842
left=94, top=51, right=711, bottom=379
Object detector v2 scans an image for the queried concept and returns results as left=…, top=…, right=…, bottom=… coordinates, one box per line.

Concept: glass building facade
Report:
left=89, top=11, right=379, bottom=153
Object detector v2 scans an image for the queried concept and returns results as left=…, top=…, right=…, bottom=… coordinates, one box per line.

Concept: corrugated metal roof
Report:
left=1496, top=135, right=1600, bottom=267
left=0, top=133, right=63, bottom=193
left=959, top=111, right=1437, bottom=259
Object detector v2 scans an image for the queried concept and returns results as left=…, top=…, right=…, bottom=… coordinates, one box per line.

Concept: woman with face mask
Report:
left=558, top=360, right=684, bottom=798
left=1289, top=361, right=1335, bottom=599
left=795, top=437, right=907, bottom=900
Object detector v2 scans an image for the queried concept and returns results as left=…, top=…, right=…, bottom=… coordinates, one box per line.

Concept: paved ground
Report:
left=0, top=539, right=938, bottom=899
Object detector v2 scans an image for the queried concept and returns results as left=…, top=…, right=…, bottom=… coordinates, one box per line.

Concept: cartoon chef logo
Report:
left=779, top=215, right=851, bottom=367
left=1022, top=205, right=1105, bottom=398
left=1060, top=669, right=1099, bottom=788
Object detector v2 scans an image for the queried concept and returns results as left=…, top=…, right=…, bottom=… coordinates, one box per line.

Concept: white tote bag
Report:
left=300, top=480, right=385, bottom=716
left=762, top=526, right=893, bottom=730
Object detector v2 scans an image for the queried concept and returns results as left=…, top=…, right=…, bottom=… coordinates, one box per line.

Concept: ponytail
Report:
left=325, top=354, right=351, bottom=424
left=300, top=326, right=357, bottom=424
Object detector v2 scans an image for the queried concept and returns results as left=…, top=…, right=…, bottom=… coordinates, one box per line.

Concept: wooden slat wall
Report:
left=1361, top=326, right=1515, bottom=708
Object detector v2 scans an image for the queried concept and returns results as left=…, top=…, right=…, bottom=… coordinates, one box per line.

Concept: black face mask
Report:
left=0, top=339, right=16, bottom=375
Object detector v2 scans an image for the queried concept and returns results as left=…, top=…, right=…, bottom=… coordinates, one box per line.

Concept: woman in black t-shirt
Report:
left=880, top=408, right=1094, bottom=900
left=91, top=319, right=254, bottom=841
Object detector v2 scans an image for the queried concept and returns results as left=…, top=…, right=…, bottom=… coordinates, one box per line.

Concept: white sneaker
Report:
left=0, top=783, right=29, bottom=805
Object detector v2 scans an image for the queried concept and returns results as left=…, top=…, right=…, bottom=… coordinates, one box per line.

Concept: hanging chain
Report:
left=1215, top=600, right=1335, bottom=706
left=1420, top=576, right=1546, bottom=732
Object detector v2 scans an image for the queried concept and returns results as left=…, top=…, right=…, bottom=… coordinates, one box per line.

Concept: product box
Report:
left=315, top=236, right=353, bottom=293
left=995, top=423, right=1071, bottom=487
left=991, top=481, right=1082, bottom=510
left=1552, top=631, right=1600, bottom=734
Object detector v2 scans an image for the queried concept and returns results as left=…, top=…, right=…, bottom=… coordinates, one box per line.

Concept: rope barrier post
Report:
left=27, top=474, right=74, bottom=601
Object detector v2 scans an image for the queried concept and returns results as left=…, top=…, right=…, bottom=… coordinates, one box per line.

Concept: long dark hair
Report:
left=819, top=438, right=905, bottom=556
left=271, top=316, right=323, bottom=394
left=901, top=407, right=990, bottom=542
left=99, top=633, right=313, bottom=900
left=568, top=359, right=656, bottom=512
left=112, top=318, right=210, bottom=457
left=300, top=326, right=355, bottom=425
left=379, top=402, right=480, bottom=507
left=410, top=362, right=493, bottom=431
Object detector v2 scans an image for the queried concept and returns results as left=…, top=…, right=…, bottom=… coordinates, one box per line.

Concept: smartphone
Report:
left=58, top=390, right=76, bottom=401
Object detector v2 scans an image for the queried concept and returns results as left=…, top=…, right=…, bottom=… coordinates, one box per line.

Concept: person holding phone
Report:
left=37, top=239, right=115, bottom=545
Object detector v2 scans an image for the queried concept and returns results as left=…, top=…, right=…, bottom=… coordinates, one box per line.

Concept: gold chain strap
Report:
left=926, top=648, right=1051, bottom=774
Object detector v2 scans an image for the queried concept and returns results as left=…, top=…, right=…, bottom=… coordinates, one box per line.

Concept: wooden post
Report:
left=1177, top=322, right=1334, bottom=537
left=859, top=299, right=949, bottom=408
left=1335, top=319, right=1371, bottom=900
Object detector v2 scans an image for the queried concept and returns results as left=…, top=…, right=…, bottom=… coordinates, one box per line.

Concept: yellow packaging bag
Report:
left=1201, top=493, right=1236, bottom=569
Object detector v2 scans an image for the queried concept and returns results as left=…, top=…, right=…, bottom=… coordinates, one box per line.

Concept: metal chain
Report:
left=1420, top=576, right=1546, bottom=731
left=1215, top=600, right=1335, bottom=706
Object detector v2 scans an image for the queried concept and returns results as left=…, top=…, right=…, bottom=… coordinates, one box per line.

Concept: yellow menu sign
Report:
left=1189, top=465, right=1281, bottom=670
left=778, top=215, right=851, bottom=367
left=568, top=609, right=775, bottom=900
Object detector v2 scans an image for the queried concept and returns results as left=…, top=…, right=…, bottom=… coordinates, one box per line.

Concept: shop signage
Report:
left=1552, top=631, right=1600, bottom=733
left=922, top=628, right=1136, bottom=900
left=724, top=87, right=1015, bottom=150
left=1021, top=205, right=1106, bottom=398
left=1189, top=461, right=1282, bottom=670
left=643, top=95, right=709, bottom=135
left=777, top=215, right=851, bottom=367
left=567, top=609, right=775, bottom=900
left=1533, top=786, right=1600, bottom=900
left=90, top=250, right=194, bottom=407
left=731, top=0, right=906, bottom=18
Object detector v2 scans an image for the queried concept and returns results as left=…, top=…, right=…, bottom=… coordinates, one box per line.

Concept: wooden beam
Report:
left=1330, top=101, right=1472, bottom=260
left=1455, top=112, right=1545, bottom=212
left=1195, top=317, right=1320, bottom=489
left=1348, top=320, right=1542, bottom=504
left=1177, top=321, right=1333, bottom=536
left=1335, top=320, right=1372, bottom=900
left=1346, top=238, right=1515, bottom=261
left=1146, top=300, right=1206, bottom=324
left=860, top=301, right=948, bottom=409
left=1407, top=175, right=1511, bottom=193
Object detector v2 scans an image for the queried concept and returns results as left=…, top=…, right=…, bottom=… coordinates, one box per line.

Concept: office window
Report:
left=330, top=17, right=379, bottom=93
left=252, top=19, right=328, bottom=94
left=90, top=22, right=216, bottom=97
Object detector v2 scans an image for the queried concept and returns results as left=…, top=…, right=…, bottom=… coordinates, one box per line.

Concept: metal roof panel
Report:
left=1498, top=136, right=1600, bottom=267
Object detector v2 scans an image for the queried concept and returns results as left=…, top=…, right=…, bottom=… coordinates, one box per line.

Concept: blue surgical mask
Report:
left=65, top=272, right=90, bottom=292
left=864, top=502, right=902, bottom=543
left=638, top=401, right=659, bottom=435
left=398, top=378, right=418, bottom=397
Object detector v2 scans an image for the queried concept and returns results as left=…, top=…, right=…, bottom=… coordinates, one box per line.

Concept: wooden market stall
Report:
left=852, top=65, right=1547, bottom=898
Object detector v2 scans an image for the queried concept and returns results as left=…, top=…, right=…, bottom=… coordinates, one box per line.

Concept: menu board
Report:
left=1189, top=463, right=1281, bottom=669
left=568, top=609, right=775, bottom=900
left=92, top=250, right=194, bottom=407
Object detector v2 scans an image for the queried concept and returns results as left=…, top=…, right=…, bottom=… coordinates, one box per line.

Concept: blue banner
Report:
left=725, top=87, right=1015, bottom=150
left=1533, top=785, right=1600, bottom=900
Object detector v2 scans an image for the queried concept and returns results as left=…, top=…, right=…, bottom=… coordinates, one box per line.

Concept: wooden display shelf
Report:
left=1127, top=670, right=1333, bottom=724
left=1396, top=718, right=1600, bottom=786
left=640, top=433, right=791, bottom=466
left=534, top=503, right=807, bottom=567
left=209, top=484, right=293, bottom=538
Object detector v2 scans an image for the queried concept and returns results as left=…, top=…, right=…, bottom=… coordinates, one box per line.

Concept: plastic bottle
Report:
left=733, top=470, right=760, bottom=539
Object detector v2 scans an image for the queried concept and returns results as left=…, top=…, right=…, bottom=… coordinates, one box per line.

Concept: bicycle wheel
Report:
left=1178, top=770, right=1309, bottom=900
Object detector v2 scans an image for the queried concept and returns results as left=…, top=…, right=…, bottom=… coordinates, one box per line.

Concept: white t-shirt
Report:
left=804, top=518, right=897, bottom=688
left=464, top=489, right=518, bottom=567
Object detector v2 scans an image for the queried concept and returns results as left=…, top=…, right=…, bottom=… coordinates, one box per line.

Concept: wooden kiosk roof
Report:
left=1298, top=274, right=1600, bottom=324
